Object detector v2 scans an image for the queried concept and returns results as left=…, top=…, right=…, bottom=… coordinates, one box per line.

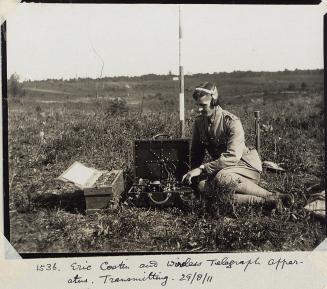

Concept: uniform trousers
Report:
left=199, top=159, right=269, bottom=204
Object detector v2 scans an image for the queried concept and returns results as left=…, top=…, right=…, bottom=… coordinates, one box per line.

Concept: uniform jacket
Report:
left=191, top=106, right=262, bottom=175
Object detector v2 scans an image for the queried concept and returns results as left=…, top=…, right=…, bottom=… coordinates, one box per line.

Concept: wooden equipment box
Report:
left=58, top=162, right=124, bottom=213
left=84, top=170, right=124, bottom=213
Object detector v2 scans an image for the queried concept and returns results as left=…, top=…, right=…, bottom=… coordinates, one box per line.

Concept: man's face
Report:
left=196, top=94, right=214, bottom=116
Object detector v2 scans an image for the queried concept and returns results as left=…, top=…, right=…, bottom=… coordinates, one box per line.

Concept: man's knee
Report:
left=214, top=170, right=240, bottom=187
left=197, top=170, right=242, bottom=193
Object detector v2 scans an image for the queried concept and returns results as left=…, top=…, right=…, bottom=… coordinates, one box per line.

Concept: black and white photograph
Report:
left=4, top=2, right=326, bottom=254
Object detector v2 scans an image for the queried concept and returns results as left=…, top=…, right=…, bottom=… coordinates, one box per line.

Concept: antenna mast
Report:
left=179, top=5, right=185, bottom=137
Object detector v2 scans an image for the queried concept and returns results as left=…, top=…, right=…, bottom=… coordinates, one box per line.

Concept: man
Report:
left=182, top=82, right=292, bottom=207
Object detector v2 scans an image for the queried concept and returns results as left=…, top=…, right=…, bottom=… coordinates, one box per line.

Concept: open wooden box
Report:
left=84, top=169, right=124, bottom=212
left=58, top=162, right=124, bottom=213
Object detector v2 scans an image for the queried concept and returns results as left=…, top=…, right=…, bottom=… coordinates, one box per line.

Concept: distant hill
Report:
left=20, top=69, right=323, bottom=111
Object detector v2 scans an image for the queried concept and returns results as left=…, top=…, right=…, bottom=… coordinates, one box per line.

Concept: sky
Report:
left=6, top=3, right=326, bottom=81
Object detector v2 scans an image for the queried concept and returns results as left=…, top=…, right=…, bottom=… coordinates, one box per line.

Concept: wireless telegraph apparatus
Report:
left=127, top=134, right=194, bottom=205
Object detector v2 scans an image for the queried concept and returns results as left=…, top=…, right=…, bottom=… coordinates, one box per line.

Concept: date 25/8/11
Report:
left=179, top=272, right=213, bottom=285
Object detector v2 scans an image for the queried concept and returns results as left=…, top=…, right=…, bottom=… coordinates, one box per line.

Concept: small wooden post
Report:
left=254, top=111, right=260, bottom=154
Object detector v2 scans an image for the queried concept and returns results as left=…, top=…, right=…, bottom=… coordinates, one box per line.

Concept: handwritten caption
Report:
left=35, top=256, right=303, bottom=287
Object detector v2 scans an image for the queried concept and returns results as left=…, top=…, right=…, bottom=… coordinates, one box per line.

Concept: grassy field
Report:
left=8, top=70, right=325, bottom=253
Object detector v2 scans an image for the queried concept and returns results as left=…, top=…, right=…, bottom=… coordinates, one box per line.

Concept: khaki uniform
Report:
left=191, top=106, right=262, bottom=184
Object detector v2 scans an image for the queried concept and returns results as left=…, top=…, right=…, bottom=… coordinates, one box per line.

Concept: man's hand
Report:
left=182, top=168, right=202, bottom=185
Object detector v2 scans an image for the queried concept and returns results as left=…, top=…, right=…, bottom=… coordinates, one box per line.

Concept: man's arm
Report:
left=191, top=119, right=205, bottom=169
left=203, top=117, right=245, bottom=175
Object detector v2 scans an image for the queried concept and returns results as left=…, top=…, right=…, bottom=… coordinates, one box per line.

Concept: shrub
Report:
left=8, top=73, right=25, bottom=99
left=106, top=97, right=129, bottom=115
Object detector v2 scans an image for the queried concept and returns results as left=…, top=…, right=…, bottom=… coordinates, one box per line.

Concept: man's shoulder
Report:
left=222, top=109, right=239, bottom=121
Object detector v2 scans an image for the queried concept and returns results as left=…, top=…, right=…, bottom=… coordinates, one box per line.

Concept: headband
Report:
left=195, top=87, right=213, bottom=94
left=195, top=86, right=218, bottom=100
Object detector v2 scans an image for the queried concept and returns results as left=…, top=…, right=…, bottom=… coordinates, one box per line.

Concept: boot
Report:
left=273, top=192, right=295, bottom=207
left=263, top=195, right=283, bottom=210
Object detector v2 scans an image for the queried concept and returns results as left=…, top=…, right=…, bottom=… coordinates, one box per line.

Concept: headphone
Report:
left=194, top=86, right=219, bottom=107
